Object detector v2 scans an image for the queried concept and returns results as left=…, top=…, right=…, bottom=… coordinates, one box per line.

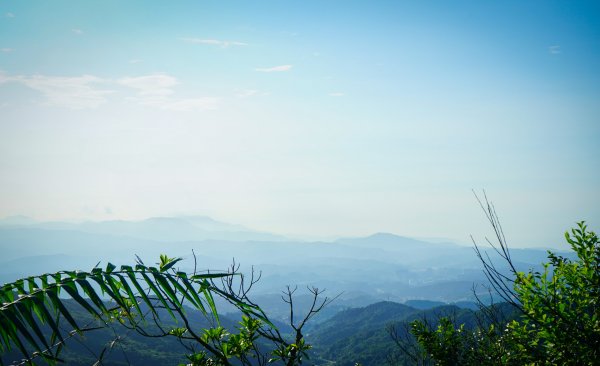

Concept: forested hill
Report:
left=307, top=301, right=518, bottom=366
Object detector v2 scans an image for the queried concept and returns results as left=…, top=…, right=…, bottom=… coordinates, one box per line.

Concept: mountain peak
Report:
left=365, top=232, right=404, bottom=240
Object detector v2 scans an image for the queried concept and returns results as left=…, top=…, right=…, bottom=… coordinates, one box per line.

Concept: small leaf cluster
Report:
left=270, top=338, right=312, bottom=364
left=181, top=316, right=263, bottom=366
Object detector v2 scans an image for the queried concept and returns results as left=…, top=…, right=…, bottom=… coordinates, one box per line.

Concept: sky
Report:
left=0, top=0, right=599, bottom=248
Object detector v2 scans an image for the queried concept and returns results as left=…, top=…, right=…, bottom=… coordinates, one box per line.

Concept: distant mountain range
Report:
left=0, top=215, right=574, bottom=307
left=0, top=215, right=286, bottom=242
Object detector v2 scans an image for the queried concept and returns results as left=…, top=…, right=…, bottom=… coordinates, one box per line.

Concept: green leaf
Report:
left=115, top=273, right=144, bottom=320
left=75, top=278, right=109, bottom=314
left=62, top=281, right=103, bottom=319
left=152, top=272, right=180, bottom=306
left=191, top=273, right=234, bottom=280
left=0, top=311, right=31, bottom=358
left=103, top=274, right=127, bottom=309
left=167, top=275, right=200, bottom=310
left=26, top=277, right=39, bottom=293
left=124, top=271, right=159, bottom=319
left=178, top=276, right=208, bottom=314
left=47, top=287, right=80, bottom=333
left=13, top=279, right=26, bottom=295
left=89, top=274, right=120, bottom=304
left=31, top=292, right=65, bottom=344
left=160, top=257, right=182, bottom=272
left=14, top=300, right=51, bottom=350
left=202, top=286, right=220, bottom=325
left=140, top=271, right=176, bottom=320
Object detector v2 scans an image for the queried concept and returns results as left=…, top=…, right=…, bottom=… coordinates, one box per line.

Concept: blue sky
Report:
left=0, top=0, right=598, bottom=247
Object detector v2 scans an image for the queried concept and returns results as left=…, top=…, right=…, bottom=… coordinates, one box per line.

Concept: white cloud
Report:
left=118, top=74, right=178, bottom=96
left=329, top=92, right=345, bottom=97
left=0, top=71, right=218, bottom=111
left=118, top=74, right=218, bottom=111
left=5, top=12, right=15, bottom=18
left=72, top=28, right=83, bottom=35
left=7, top=74, right=112, bottom=109
left=255, top=65, right=293, bottom=72
left=128, top=59, right=143, bottom=64
left=1, top=48, right=13, bottom=53
left=549, top=45, right=561, bottom=54
left=180, top=38, right=248, bottom=47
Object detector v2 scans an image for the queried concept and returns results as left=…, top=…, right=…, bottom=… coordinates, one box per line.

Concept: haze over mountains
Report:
left=0, top=215, right=568, bottom=312
left=0, top=215, right=286, bottom=243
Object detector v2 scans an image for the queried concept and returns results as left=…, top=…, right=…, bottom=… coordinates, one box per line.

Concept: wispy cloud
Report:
left=118, top=74, right=178, bottom=97
left=118, top=73, right=219, bottom=111
left=0, top=71, right=219, bottom=111
left=329, top=92, right=345, bottom=97
left=5, top=12, right=15, bottom=18
left=549, top=45, right=561, bottom=54
left=128, top=59, right=143, bottom=64
left=255, top=65, right=293, bottom=73
left=1, top=48, right=13, bottom=53
left=72, top=28, right=83, bottom=35
left=4, top=74, right=113, bottom=109
left=180, top=38, right=248, bottom=48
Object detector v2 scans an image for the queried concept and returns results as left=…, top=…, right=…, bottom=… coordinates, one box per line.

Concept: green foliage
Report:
left=182, top=316, right=264, bottom=366
left=410, top=317, right=516, bottom=365
left=411, top=318, right=463, bottom=364
left=507, top=222, right=600, bottom=364
left=0, top=255, right=315, bottom=366
left=409, top=222, right=600, bottom=365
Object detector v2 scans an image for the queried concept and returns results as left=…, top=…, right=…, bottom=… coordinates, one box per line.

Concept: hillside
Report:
left=307, top=301, right=518, bottom=366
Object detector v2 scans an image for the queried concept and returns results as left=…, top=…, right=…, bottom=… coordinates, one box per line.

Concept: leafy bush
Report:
left=410, top=219, right=599, bottom=365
